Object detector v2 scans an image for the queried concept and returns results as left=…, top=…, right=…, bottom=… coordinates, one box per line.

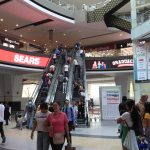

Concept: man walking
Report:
left=0, top=103, right=6, bottom=143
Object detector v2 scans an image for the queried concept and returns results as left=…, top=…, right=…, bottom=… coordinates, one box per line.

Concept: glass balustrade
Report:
left=137, top=10, right=150, bottom=25
left=48, top=0, right=112, bottom=12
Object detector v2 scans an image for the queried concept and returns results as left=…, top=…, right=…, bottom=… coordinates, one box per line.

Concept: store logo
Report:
left=112, top=59, right=133, bottom=67
left=14, top=54, right=40, bottom=65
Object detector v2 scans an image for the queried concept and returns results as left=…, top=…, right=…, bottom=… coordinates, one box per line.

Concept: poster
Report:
left=100, top=86, right=121, bottom=120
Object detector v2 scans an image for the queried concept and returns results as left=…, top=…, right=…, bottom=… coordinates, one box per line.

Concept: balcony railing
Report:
left=48, top=0, right=112, bottom=12
left=137, top=10, right=150, bottom=25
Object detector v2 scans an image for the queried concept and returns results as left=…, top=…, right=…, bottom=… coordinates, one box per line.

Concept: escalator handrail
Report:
left=66, top=49, right=75, bottom=100
left=45, top=56, right=62, bottom=103
left=31, top=55, right=52, bottom=104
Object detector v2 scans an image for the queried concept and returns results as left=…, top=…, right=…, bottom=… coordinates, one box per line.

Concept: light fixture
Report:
left=33, top=40, right=36, bottom=42
left=4, top=29, right=7, bottom=32
left=64, top=33, right=66, bottom=36
left=0, top=18, right=3, bottom=22
left=16, top=24, right=19, bottom=27
left=120, top=33, right=122, bottom=36
left=44, top=44, right=47, bottom=45
left=20, top=34, right=23, bottom=37
left=55, top=41, right=58, bottom=43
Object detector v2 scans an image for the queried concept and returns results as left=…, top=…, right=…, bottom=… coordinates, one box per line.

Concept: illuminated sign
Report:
left=0, top=48, right=50, bottom=68
left=112, top=59, right=133, bottom=67
left=85, top=56, right=133, bottom=71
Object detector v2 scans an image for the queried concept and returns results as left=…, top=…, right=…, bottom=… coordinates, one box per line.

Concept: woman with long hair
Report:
left=46, top=101, right=70, bottom=150
left=117, top=99, right=141, bottom=150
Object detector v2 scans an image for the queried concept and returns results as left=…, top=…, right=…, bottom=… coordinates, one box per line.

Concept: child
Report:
left=17, top=114, right=23, bottom=130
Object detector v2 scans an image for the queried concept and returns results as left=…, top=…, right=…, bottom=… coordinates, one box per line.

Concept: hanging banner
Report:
left=100, top=86, right=121, bottom=120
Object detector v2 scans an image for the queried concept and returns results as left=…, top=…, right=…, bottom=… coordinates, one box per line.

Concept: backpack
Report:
left=27, top=103, right=34, bottom=113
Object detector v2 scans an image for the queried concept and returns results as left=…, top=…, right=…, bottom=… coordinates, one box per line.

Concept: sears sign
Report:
left=0, top=49, right=50, bottom=68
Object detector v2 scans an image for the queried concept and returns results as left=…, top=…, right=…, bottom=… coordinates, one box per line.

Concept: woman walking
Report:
left=117, top=99, right=141, bottom=150
left=46, top=101, right=70, bottom=150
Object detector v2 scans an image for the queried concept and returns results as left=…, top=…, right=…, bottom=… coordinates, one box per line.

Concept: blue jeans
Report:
left=27, top=113, right=33, bottom=129
left=37, top=131, right=50, bottom=150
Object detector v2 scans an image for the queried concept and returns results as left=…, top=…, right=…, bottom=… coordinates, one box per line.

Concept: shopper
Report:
left=136, top=94, right=148, bottom=118
left=143, top=102, right=150, bottom=149
left=4, top=102, right=10, bottom=125
left=31, top=103, right=50, bottom=150
left=62, top=100, right=75, bottom=144
left=0, top=103, right=6, bottom=143
left=57, top=73, right=64, bottom=92
left=64, top=63, right=69, bottom=77
left=117, top=99, right=142, bottom=150
left=62, top=76, right=68, bottom=93
left=25, top=99, right=35, bottom=129
left=46, top=101, right=70, bottom=150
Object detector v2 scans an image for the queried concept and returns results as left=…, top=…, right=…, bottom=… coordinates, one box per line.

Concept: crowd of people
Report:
left=117, top=95, right=150, bottom=150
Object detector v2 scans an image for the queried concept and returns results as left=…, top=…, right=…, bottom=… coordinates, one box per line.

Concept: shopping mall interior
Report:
left=0, top=0, right=150, bottom=150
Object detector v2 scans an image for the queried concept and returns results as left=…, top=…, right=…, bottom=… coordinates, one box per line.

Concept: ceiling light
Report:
left=44, top=44, right=47, bottom=45
left=20, top=34, right=23, bottom=37
left=4, top=29, right=7, bottom=32
left=64, top=34, right=66, bottom=36
left=33, top=40, right=36, bottom=42
left=0, top=18, right=3, bottom=22
left=55, top=41, right=58, bottom=43
left=120, top=34, right=122, bottom=36
left=16, top=24, right=19, bottom=27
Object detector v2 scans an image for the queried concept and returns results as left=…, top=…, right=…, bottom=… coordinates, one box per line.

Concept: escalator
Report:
left=48, top=49, right=75, bottom=106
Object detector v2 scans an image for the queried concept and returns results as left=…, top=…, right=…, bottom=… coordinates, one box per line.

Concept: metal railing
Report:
left=45, top=57, right=62, bottom=103
left=66, top=50, right=75, bottom=101
left=48, top=0, right=112, bottom=12
left=83, top=55, right=90, bottom=127
left=137, top=10, right=150, bottom=25
left=31, top=58, right=51, bottom=104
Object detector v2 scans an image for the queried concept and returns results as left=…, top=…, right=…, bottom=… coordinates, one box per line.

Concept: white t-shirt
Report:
left=74, top=59, right=78, bottom=65
left=80, top=49, right=83, bottom=54
left=0, top=104, right=4, bottom=122
left=121, top=112, right=133, bottom=127
left=64, top=65, right=69, bottom=71
left=35, top=111, right=50, bottom=132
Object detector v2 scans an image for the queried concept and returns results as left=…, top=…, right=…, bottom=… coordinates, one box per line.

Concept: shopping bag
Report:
left=65, top=145, right=76, bottom=150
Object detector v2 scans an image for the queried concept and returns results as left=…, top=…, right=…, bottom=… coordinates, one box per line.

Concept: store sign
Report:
left=0, top=48, right=50, bottom=68
left=116, top=42, right=133, bottom=49
left=85, top=56, right=133, bottom=71
left=112, top=59, right=133, bottom=67
left=0, top=36, right=23, bottom=48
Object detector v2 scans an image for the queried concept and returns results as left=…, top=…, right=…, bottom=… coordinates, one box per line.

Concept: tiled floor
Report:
left=0, top=121, right=122, bottom=150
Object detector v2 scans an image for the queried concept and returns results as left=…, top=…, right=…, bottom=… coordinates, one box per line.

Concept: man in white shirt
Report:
left=0, top=103, right=6, bottom=143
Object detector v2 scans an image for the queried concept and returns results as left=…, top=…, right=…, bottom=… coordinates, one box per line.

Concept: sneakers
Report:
left=2, top=136, right=6, bottom=143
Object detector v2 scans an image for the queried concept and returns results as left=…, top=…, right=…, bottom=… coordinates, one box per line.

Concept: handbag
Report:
left=53, top=133, right=64, bottom=145
left=65, top=145, right=76, bottom=150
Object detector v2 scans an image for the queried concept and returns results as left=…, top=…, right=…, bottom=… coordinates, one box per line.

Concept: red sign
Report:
left=0, top=49, right=50, bottom=68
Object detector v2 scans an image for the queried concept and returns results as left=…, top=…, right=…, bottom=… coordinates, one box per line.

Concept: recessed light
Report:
left=64, top=33, right=66, bottom=36
left=120, top=34, right=122, bottom=36
left=20, top=34, right=23, bottom=37
left=0, top=18, right=3, bottom=22
left=44, top=44, right=47, bottom=45
left=16, top=24, right=19, bottom=27
left=4, top=29, right=7, bottom=32
left=23, top=41, right=26, bottom=44
left=55, top=41, right=58, bottom=43
left=33, top=40, right=36, bottom=42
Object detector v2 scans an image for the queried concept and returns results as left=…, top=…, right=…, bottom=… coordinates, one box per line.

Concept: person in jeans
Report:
left=0, top=103, right=6, bottom=143
left=46, top=101, right=70, bottom=150
left=31, top=103, right=50, bottom=150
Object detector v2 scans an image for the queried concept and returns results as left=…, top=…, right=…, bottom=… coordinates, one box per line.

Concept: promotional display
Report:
left=134, top=43, right=150, bottom=82
left=0, top=48, right=50, bottom=68
left=85, top=56, right=133, bottom=71
left=100, top=86, right=121, bottom=120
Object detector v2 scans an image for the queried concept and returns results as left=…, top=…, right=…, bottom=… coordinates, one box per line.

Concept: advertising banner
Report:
left=85, top=56, right=133, bottom=71
left=0, top=48, right=50, bottom=68
left=100, top=86, right=121, bottom=120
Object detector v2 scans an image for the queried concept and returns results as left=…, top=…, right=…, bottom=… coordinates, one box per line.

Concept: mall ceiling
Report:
left=0, top=0, right=131, bottom=50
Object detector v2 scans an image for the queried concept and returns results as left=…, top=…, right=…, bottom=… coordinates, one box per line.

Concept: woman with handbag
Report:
left=117, top=99, right=141, bottom=150
left=46, top=101, right=70, bottom=150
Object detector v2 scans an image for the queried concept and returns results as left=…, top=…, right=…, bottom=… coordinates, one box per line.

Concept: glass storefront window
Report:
left=22, top=84, right=36, bottom=98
